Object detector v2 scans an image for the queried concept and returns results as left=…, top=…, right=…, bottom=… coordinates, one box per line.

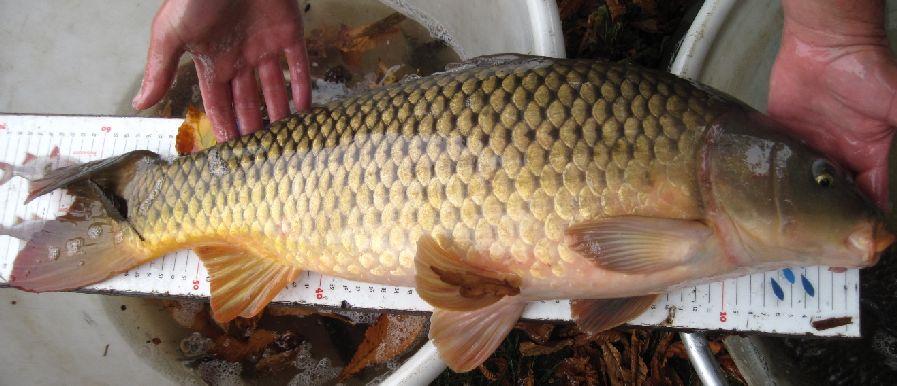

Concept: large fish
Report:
left=7, top=55, right=893, bottom=372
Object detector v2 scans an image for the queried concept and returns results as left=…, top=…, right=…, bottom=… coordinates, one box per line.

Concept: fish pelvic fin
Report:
left=414, top=235, right=526, bottom=372
left=9, top=174, right=156, bottom=292
left=194, top=243, right=301, bottom=323
left=429, top=296, right=526, bottom=372
left=571, top=295, right=658, bottom=335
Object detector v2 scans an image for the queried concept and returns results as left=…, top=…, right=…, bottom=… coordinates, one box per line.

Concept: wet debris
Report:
left=339, top=313, right=427, bottom=380
left=434, top=325, right=745, bottom=385
left=557, top=0, right=697, bottom=68
left=811, top=316, right=853, bottom=331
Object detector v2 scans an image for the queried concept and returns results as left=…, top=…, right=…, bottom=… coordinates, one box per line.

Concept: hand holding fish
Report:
left=769, top=0, right=897, bottom=209
left=131, top=0, right=312, bottom=142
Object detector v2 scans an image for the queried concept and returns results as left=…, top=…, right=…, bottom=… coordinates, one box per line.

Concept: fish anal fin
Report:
left=429, top=296, right=526, bottom=372
left=195, top=243, right=301, bottom=323
left=566, top=216, right=712, bottom=274
left=571, top=295, right=658, bottom=335
left=415, top=235, right=521, bottom=311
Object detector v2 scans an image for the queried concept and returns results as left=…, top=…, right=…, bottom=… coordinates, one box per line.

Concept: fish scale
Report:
left=125, top=57, right=727, bottom=286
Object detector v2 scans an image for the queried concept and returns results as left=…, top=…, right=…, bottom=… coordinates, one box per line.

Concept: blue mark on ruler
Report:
left=800, top=274, right=815, bottom=297
left=770, top=278, right=785, bottom=300
left=782, top=268, right=795, bottom=284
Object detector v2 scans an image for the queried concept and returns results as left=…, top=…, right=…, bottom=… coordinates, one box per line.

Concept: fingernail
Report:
left=131, top=91, right=144, bottom=110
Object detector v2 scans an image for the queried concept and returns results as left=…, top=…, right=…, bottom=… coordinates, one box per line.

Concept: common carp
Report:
left=7, top=55, right=893, bottom=372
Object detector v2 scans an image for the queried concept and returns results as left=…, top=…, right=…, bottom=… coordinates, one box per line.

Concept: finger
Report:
left=133, top=30, right=184, bottom=110
left=285, top=42, right=312, bottom=113
left=232, top=70, right=264, bottom=136
left=257, top=56, right=291, bottom=122
left=858, top=164, right=890, bottom=211
left=195, top=62, right=239, bottom=142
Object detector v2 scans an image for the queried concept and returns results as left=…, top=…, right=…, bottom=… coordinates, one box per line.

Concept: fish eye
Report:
left=812, top=159, right=835, bottom=188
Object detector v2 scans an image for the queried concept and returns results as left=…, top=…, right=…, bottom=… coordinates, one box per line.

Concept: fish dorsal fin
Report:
left=566, top=216, right=713, bottom=274
left=444, top=53, right=544, bottom=73
left=194, top=243, right=301, bottom=323
left=176, top=107, right=218, bottom=155
left=429, top=296, right=526, bottom=372
left=414, top=235, right=521, bottom=311
left=571, top=295, right=658, bottom=335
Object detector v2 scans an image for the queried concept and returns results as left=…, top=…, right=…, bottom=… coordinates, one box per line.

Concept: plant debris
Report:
left=433, top=325, right=743, bottom=385
left=339, top=313, right=427, bottom=380
left=557, top=0, right=697, bottom=68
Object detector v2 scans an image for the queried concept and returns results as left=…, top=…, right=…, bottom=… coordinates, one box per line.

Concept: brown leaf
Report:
left=519, top=339, right=573, bottom=357
left=255, top=348, right=298, bottom=374
left=554, top=356, right=598, bottom=385
left=338, top=313, right=426, bottom=380
left=602, top=341, right=626, bottom=386
left=211, top=329, right=277, bottom=363
left=718, top=353, right=747, bottom=385
left=650, top=332, right=676, bottom=385
left=666, top=341, right=688, bottom=359
left=515, top=321, right=555, bottom=344
left=520, top=363, right=535, bottom=386
left=557, top=0, right=587, bottom=20
left=605, top=0, right=627, bottom=22
left=478, top=357, right=508, bottom=382
left=633, top=0, right=658, bottom=16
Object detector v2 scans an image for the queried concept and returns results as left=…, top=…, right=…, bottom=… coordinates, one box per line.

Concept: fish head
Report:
left=701, top=110, right=893, bottom=269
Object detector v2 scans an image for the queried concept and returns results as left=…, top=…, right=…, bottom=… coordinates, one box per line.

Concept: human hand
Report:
left=769, top=0, right=897, bottom=209
left=132, top=0, right=311, bottom=142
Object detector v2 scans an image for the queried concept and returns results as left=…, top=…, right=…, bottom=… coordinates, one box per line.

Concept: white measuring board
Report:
left=0, top=114, right=860, bottom=336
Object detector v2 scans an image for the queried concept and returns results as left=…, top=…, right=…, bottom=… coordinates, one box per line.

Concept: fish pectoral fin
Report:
left=414, top=235, right=522, bottom=311
left=194, top=244, right=301, bottom=323
left=429, top=296, right=526, bottom=372
left=571, top=295, right=658, bottom=335
left=566, top=216, right=713, bottom=274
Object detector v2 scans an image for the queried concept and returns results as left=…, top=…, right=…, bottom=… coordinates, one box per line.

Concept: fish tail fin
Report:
left=414, top=235, right=526, bottom=372
left=9, top=151, right=161, bottom=292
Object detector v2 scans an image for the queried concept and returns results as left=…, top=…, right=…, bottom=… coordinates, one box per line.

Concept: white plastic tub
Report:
left=0, top=0, right=564, bottom=384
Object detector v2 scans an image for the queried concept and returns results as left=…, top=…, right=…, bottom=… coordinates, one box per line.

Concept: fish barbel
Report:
left=7, top=55, right=893, bottom=372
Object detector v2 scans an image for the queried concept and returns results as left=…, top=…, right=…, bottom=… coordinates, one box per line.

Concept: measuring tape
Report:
left=0, top=114, right=860, bottom=336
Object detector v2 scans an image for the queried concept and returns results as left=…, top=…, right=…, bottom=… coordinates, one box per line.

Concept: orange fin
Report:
left=566, top=216, right=712, bottom=274
left=571, top=295, right=657, bottom=335
left=176, top=107, right=217, bottom=155
left=9, top=181, right=148, bottom=292
left=194, top=244, right=301, bottom=323
left=414, top=235, right=521, bottom=311
left=429, top=296, right=526, bottom=372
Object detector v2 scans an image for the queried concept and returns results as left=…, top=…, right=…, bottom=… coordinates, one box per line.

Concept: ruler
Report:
left=0, top=114, right=860, bottom=336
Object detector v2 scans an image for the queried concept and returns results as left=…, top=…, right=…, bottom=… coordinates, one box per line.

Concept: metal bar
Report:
left=681, top=332, right=727, bottom=386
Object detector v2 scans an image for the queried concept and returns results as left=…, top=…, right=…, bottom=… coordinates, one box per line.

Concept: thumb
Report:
left=132, top=31, right=184, bottom=110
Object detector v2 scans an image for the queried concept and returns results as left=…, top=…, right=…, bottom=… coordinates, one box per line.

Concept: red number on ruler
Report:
left=101, top=126, right=112, bottom=133
left=315, top=287, right=324, bottom=299
left=192, top=280, right=200, bottom=290
left=0, top=122, right=6, bottom=130
left=719, top=311, right=727, bottom=323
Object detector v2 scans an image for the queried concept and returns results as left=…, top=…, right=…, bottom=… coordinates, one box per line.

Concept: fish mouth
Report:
left=848, top=222, right=895, bottom=266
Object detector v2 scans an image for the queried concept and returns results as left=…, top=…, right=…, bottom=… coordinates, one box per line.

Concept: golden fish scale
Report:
left=127, top=59, right=727, bottom=284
